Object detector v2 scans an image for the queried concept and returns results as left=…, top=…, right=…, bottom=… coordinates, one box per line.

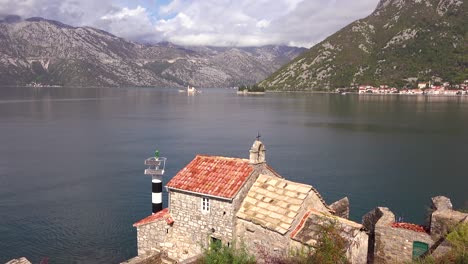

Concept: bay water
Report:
left=1, top=87, right=467, bottom=263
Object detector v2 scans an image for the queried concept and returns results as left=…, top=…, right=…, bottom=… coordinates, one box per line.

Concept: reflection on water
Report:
left=0, top=87, right=467, bottom=263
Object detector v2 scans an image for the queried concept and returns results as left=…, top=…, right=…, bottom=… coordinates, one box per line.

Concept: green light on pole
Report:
left=155, top=150, right=159, bottom=159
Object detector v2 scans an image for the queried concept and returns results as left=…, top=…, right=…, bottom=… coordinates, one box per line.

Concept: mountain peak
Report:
left=0, top=17, right=305, bottom=87
left=373, top=0, right=464, bottom=15
left=0, top=14, right=22, bottom=23
left=24, top=17, right=76, bottom=29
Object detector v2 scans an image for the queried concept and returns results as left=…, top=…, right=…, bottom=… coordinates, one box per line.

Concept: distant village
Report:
left=337, top=80, right=468, bottom=96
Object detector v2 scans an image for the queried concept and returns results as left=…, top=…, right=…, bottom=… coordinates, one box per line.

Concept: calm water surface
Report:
left=0, top=87, right=467, bottom=263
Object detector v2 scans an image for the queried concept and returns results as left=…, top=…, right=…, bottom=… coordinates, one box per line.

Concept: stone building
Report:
left=133, top=139, right=285, bottom=261
left=130, top=139, right=364, bottom=263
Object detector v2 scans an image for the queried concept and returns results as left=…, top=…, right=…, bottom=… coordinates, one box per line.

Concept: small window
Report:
left=201, top=197, right=210, bottom=213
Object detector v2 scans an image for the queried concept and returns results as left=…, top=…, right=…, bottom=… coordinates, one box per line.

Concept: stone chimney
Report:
left=249, top=139, right=266, bottom=164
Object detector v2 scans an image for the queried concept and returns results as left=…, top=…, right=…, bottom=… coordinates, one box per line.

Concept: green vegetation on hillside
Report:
left=259, top=0, right=467, bottom=91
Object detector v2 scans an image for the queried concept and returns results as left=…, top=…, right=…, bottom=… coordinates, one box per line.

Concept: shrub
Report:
left=196, top=240, right=255, bottom=264
left=410, top=223, right=468, bottom=264
left=259, top=220, right=349, bottom=264
left=305, top=220, right=349, bottom=264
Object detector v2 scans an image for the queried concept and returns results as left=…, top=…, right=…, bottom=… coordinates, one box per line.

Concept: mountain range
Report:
left=0, top=16, right=305, bottom=88
left=259, top=0, right=467, bottom=90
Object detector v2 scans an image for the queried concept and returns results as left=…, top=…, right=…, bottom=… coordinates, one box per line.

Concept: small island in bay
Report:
left=237, top=84, right=266, bottom=95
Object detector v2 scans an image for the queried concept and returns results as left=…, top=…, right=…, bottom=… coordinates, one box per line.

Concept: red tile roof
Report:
left=391, top=222, right=427, bottom=233
left=133, top=208, right=170, bottom=227
left=166, top=155, right=254, bottom=199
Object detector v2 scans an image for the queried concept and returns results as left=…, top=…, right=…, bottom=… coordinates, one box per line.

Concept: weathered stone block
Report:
left=330, top=197, right=350, bottom=219
left=431, top=196, right=453, bottom=211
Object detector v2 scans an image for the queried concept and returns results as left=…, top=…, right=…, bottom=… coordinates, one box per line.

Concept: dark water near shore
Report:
left=1, top=87, right=467, bottom=263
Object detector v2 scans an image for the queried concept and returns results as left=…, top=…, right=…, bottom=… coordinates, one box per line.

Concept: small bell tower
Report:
left=249, top=134, right=266, bottom=164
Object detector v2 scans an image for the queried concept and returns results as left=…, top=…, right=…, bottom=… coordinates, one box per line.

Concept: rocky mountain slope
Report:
left=259, top=0, right=467, bottom=90
left=0, top=16, right=305, bottom=87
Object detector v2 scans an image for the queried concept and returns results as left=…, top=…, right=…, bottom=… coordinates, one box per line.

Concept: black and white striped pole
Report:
left=144, top=150, right=166, bottom=214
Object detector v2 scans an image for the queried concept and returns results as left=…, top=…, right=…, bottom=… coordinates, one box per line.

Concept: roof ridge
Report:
left=196, top=154, right=249, bottom=161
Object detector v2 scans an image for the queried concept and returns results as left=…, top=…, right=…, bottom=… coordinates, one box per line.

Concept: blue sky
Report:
left=0, top=0, right=379, bottom=47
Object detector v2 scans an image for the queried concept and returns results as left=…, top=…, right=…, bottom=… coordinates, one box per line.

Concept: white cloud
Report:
left=256, top=19, right=270, bottom=29
left=153, top=0, right=378, bottom=47
left=0, top=0, right=380, bottom=47
left=98, top=6, right=160, bottom=42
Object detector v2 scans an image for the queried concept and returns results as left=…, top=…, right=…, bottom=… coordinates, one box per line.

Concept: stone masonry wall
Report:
left=167, top=191, right=235, bottom=260
left=232, top=168, right=262, bottom=213
left=236, top=218, right=290, bottom=260
left=374, top=226, right=433, bottom=263
left=372, top=208, right=434, bottom=264
left=136, top=219, right=171, bottom=256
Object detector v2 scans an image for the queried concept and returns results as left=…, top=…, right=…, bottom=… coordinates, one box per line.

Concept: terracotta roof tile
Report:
left=391, top=222, right=427, bottom=233
left=166, top=155, right=253, bottom=199
left=133, top=208, right=170, bottom=227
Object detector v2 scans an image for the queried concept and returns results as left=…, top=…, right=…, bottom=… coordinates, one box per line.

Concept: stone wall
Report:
left=330, top=197, right=350, bottom=219
left=120, top=253, right=163, bottom=264
left=167, top=191, right=233, bottom=260
left=347, top=228, right=369, bottom=264
left=136, top=219, right=171, bottom=256
left=430, top=196, right=468, bottom=240
left=232, top=168, right=262, bottom=218
left=236, top=218, right=290, bottom=260
left=364, top=207, right=434, bottom=264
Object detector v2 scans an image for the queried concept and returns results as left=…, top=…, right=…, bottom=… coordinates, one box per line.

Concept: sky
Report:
left=0, top=0, right=379, bottom=48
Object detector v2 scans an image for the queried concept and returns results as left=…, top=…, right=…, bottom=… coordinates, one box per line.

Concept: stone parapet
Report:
left=330, top=197, right=350, bottom=219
